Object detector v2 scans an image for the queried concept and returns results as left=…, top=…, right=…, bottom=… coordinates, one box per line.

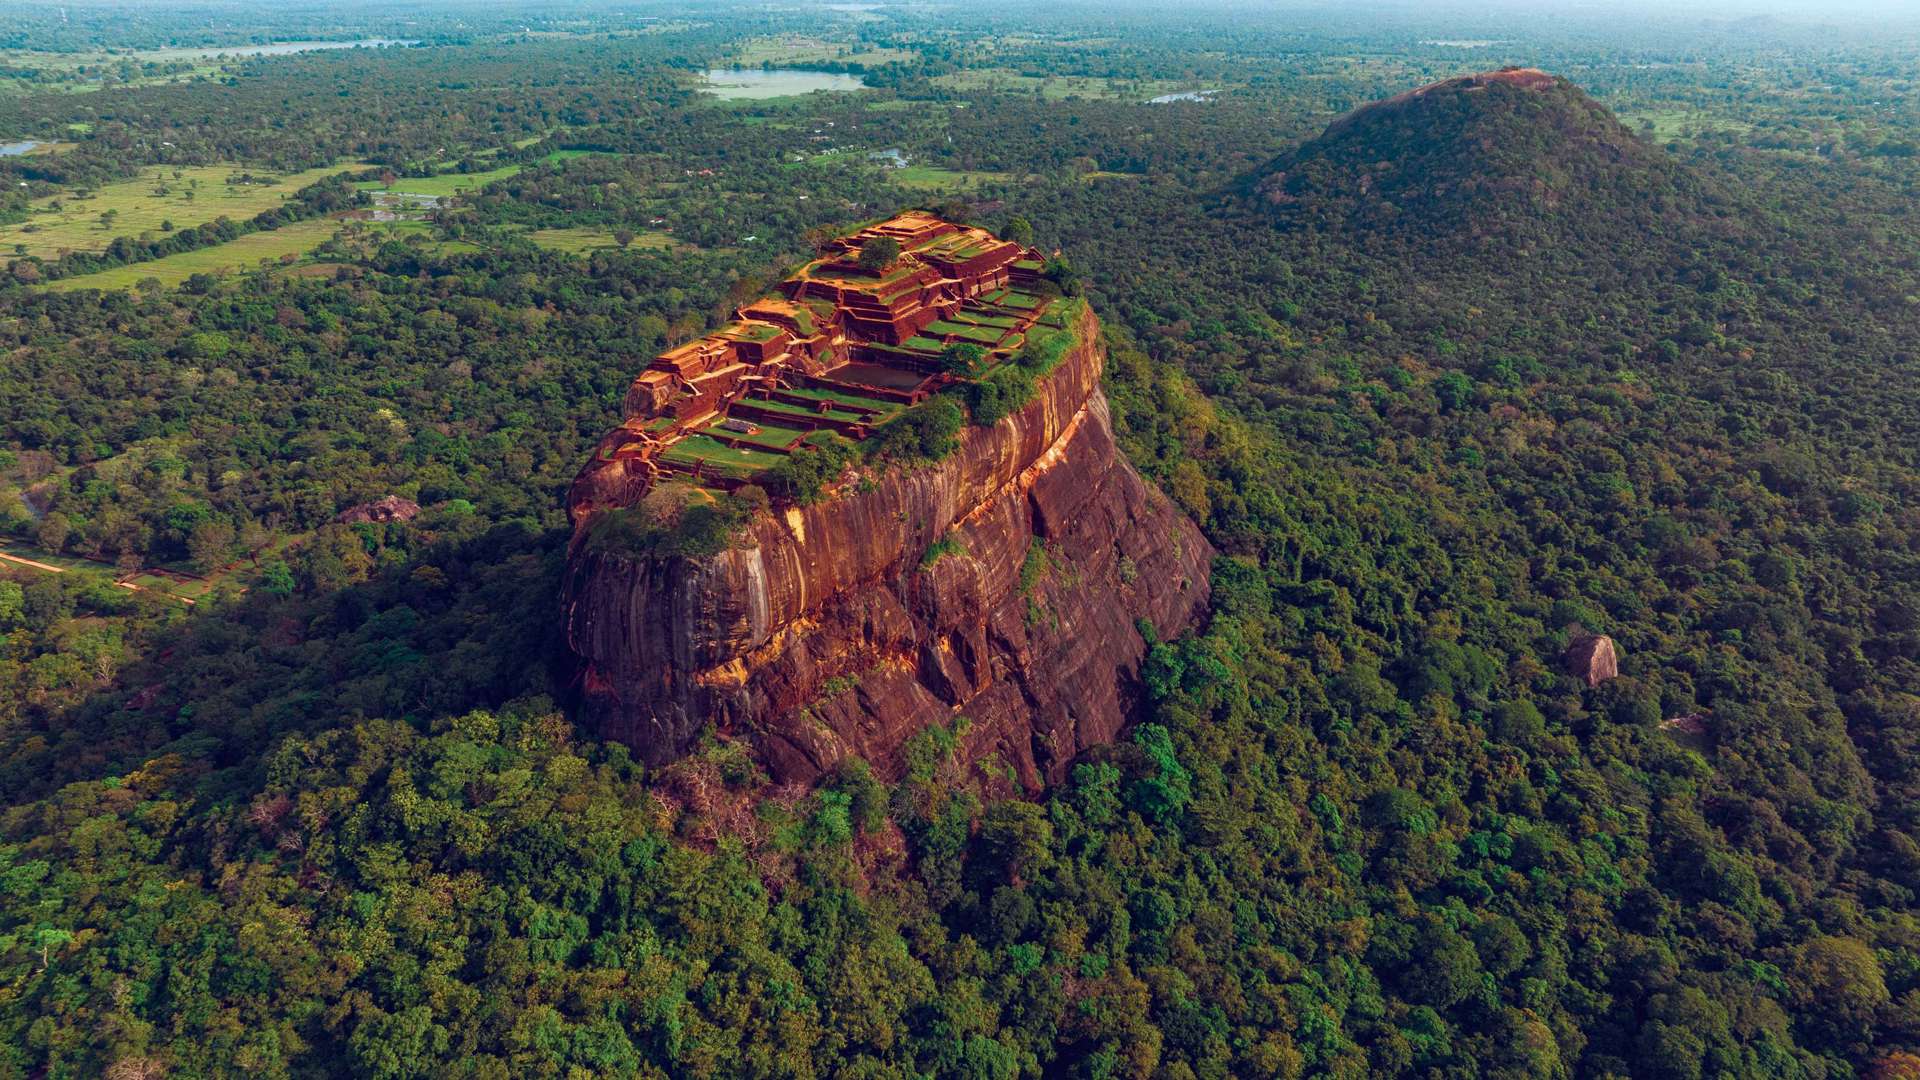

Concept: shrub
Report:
left=767, top=432, right=856, bottom=505
left=867, top=396, right=964, bottom=465
left=941, top=342, right=988, bottom=376
left=581, top=483, right=765, bottom=559
left=858, top=236, right=900, bottom=272
left=921, top=531, right=966, bottom=567
left=964, top=364, right=1036, bottom=426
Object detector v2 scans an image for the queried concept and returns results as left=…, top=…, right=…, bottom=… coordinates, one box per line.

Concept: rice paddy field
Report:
left=0, top=162, right=364, bottom=258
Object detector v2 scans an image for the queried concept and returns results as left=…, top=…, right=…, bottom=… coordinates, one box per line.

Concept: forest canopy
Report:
left=1, top=2, right=1919, bottom=1078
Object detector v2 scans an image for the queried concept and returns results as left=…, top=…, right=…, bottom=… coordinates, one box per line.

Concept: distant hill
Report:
left=1251, top=67, right=1725, bottom=248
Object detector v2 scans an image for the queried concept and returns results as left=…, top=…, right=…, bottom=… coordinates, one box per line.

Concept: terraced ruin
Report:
left=577, top=211, right=1060, bottom=499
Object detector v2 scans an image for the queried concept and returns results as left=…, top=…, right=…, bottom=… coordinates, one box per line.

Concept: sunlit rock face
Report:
left=562, top=304, right=1212, bottom=790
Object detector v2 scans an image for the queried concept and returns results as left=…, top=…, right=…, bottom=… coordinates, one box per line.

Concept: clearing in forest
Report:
left=888, top=165, right=1014, bottom=191
left=0, top=162, right=362, bottom=258
left=931, top=69, right=1220, bottom=101
left=46, top=217, right=342, bottom=291
left=355, top=163, right=525, bottom=199
left=525, top=226, right=679, bottom=254
left=731, top=36, right=917, bottom=68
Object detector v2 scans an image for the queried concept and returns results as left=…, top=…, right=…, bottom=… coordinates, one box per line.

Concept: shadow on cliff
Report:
left=0, top=520, right=575, bottom=808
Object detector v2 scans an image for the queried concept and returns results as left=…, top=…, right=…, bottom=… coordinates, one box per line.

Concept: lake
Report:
left=161, top=39, right=418, bottom=61
left=701, top=68, right=868, bottom=101
left=0, top=141, right=46, bottom=157
left=1147, top=89, right=1219, bottom=104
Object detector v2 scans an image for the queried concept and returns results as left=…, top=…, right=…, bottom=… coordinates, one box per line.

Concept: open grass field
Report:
left=525, top=226, right=677, bottom=253
left=0, top=162, right=363, bottom=258
left=1617, top=107, right=1755, bottom=141
left=778, top=385, right=898, bottom=412
left=887, top=165, right=1014, bottom=191
left=47, top=217, right=342, bottom=291
left=0, top=41, right=415, bottom=95
left=931, top=69, right=1216, bottom=102
left=732, top=36, right=918, bottom=68
left=705, top=418, right=811, bottom=452
left=661, top=435, right=783, bottom=474
left=356, top=163, right=523, bottom=198
left=750, top=397, right=869, bottom=424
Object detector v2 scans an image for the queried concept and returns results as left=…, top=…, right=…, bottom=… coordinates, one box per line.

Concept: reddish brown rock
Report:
left=1660, top=713, right=1707, bottom=736
left=562, top=305, right=1212, bottom=790
left=1565, top=632, right=1619, bottom=688
left=334, top=495, right=421, bottom=524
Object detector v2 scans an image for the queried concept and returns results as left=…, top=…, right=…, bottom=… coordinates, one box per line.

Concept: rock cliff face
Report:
left=562, top=304, right=1213, bottom=789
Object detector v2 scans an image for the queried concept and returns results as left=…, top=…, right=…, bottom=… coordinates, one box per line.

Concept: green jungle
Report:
left=1, top=2, right=1919, bottom=1078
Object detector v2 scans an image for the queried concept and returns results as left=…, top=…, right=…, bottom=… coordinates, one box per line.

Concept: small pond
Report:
left=192, top=39, right=417, bottom=58
left=1146, top=89, right=1219, bottom=104
left=702, top=68, right=868, bottom=100
left=825, top=363, right=930, bottom=392
left=0, top=141, right=45, bottom=157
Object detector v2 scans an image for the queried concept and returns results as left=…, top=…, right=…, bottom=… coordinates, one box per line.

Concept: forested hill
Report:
left=1250, top=67, right=1721, bottom=247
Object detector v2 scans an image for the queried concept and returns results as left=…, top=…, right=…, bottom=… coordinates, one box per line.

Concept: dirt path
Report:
left=0, top=547, right=197, bottom=606
left=0, top=550, right=66, bottom=574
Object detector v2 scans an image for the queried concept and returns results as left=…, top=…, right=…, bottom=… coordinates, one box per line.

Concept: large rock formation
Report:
left=563, top=303, right=1212, bottom=789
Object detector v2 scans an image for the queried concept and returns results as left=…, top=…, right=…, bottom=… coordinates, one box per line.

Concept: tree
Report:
left=804, top=223, right=841, bottom=254
left=976, top=800, right=1054, bottom=884
left=942, top=342, right=987, bottom=376
left=35, top=512, right=70, bottom=554
left=768, top=434, right=856, bottom=505
left=1004, top=215, right=1034, bottom=247
left=859, top=236, right=900, bottom=273
left=259, top=560, right=296, bottom=597
left=0, top=580, right=23, bottom=631
left=612, top=228, right=636, bottom=248
left=1434, top=371, right=1474, bottom=412
left=21, top=576, right=72, bottom=632
left=187, top=520, right=236, bottom=575
left=1791, top=935, right=1888, bottom=1049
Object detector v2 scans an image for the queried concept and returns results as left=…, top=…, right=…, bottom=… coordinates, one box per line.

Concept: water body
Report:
left=0, top=141, right=46, bottom=157
left=828, top=362, right=928, bottom=392
left=1147, top=89, right=1219, bottom=104
left=184, top=39, right=417, bottom=59
left=701, top=68, right=868, bottom=100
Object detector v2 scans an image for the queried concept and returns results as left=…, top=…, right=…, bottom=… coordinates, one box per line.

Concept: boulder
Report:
left=334, top=495, right=421, bottom=525
left=1565, top=633, right=1619, bottom=688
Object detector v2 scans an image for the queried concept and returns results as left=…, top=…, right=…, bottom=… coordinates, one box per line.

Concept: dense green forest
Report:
left=2, top=2, right=1920, bottom=1077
